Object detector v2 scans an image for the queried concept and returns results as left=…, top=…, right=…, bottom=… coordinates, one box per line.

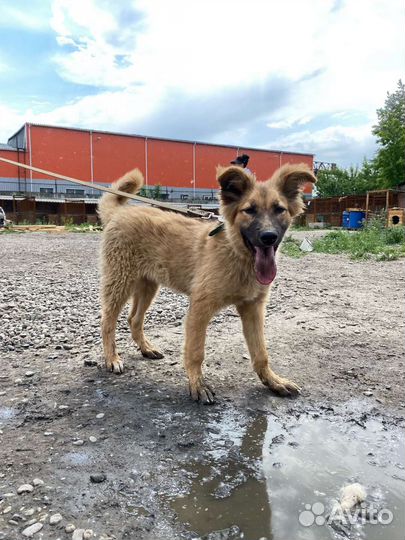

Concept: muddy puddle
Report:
left=170, top=403, right=404, bottom=540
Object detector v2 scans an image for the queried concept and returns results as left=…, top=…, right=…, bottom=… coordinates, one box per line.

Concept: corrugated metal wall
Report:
left=1, top=123, right=314, bottom=194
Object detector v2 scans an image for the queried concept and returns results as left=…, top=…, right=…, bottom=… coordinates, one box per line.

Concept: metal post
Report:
left=27, top=123, right=33, bottom=193
left=193, top=142, right=196, bottom=199
left=145, top=137, right=148, bottom=186
left=89, top=130, right=94, bottom=196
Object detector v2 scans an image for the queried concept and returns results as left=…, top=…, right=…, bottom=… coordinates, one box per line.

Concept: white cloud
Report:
left=0, top=105, right=26, bottom=142
left=0, top=3, right=51, bottom=30
left=268, top=124, right=377, bottom=165
left=267, top=116, right=313, bottom=129
left=0, top=0, right=403, bottom=167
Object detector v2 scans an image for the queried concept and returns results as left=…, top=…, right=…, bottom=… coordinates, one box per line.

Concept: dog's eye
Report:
left=242, top=207, right=256, bottom=215
left=274, top=205, right=286, bottom=214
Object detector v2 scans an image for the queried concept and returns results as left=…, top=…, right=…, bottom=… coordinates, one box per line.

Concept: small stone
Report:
left=24, top=508, right=35, bottom=516
left=58, top=405, right=69, bottom=410
left=17, top=484, right=34, bottom=494
left=49, top=513, right=63, bottom=525
left=72, top=529, right=85, bottom=540
left=44, top=432, right=54, bottom=436
left=11, top=513, right=24, bottom=522
left=65, top=523, right=76, bottom=533
left=22, top=522, right=43, bottom=537
left=32, top=478, right=44, bottom=486
left=363, top=391, right=374, bottom=397
left=96, top=413, right=105, bottom=419
left=2, top=506, right=12, bottom=514
left=72, top=439, right=84, bottom=446
left=89, top=436, right=97, bottom=443
left=83, top=530, right=94, bottom=539
left=177, top=439, right=195, bottom=449
left=84, top=359, right=97, bottom=367
left=90, top=473, right=106, bottom=483
left=25, top=371, right=35, bottom=378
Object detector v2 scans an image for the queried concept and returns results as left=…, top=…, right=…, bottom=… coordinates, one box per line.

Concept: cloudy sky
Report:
left=0, top=0, right=403, bottom=166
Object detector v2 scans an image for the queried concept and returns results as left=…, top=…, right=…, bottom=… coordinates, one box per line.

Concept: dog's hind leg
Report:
left=101, top=277, right=131, bottom=374
left=236, top=300, right=301, bottom=397
left=128, top=278, right=163, bottom=359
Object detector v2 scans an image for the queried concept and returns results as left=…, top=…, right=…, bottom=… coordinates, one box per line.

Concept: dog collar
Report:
left=208, top=223, right=225, bottom=236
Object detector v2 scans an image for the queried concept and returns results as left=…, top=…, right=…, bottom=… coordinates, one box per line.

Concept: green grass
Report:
left=281, top=217, right=405, bottom=261
left=313, top=219, right=405, bottom=260
left=0, top=227, right=25, bottom=234
left=280, top=236, right=305, bottom=258
left=64, top=222, right=102, bottom=232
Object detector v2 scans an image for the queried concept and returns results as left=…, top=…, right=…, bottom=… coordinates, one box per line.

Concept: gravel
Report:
left=21, top=522, right=43, bottom=537
left=0, top=232, right=403, bottom=540
left=17, top=485, right=34, bottom=495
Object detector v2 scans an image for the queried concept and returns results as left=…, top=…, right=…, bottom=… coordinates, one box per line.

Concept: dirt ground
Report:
left=0, top=232, right=404, bottom=540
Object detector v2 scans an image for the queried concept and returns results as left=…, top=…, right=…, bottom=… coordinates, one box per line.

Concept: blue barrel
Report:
left=348, top=210, right=366, bottom=229
left=342, top=211, right=350, bottom=228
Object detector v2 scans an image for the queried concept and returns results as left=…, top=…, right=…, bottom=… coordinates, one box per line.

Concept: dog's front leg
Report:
left=184, top=297, right=218, bottom=404
left=236, top=300, right=301, bottom=396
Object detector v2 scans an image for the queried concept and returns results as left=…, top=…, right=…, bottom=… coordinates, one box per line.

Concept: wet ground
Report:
left=0, top=233, right=404, bottom=540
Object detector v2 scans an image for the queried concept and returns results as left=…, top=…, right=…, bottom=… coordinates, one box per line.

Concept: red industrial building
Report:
left=0, top=123, right=314, bottom=201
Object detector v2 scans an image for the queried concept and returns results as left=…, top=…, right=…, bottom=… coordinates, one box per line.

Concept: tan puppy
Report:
left=98, top=164, right=316, bottom=403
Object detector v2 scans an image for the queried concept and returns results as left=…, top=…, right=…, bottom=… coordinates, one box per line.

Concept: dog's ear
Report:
left=271, top=164, right=316, bottom=216
left=273, top=164, right=316, bottom=199
left=216, top=166, right=254, bottom=205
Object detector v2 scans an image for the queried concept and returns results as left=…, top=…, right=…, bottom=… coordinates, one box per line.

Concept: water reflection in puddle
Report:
left=171, top=408, right=404, bottom=540
left=172, top=415, right=270, bottom=539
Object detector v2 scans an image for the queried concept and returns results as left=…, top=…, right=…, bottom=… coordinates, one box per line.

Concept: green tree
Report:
left=316, top=159, right=379, bottom=197
left=372, top=80, right=405, bottom=187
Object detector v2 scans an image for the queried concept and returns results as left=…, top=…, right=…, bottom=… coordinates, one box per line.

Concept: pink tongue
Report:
left=254, top=246, right=277, bottom=285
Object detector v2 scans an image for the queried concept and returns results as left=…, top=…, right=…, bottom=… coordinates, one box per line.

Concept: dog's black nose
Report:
left=259, top=230, right=278, bottom=246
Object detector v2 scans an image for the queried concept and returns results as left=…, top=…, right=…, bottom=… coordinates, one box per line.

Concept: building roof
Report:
left=7, top=122, right=314, bottom=158
left=0, top=143, right=16, bottom=151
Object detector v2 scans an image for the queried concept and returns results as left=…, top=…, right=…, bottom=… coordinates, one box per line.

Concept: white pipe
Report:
left=89, top=131, right=94, bottom=182
left=193, top=142, right=196, bottom=198
left=28, top=123, right=33, bottom=191
left=145, top=137, right=148, bottom=186
left=89, top=130, right=94, bottom=195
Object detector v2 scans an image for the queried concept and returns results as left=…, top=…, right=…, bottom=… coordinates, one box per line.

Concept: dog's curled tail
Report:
left=98, top=168, right=144, bottom=225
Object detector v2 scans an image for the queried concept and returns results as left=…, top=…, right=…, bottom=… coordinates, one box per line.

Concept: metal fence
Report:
left=0, top=179, right=219, bottom=204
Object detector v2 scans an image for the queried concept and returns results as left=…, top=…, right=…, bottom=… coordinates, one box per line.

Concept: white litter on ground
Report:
left=299, top=237, right=314, bottom=252
left=339, top=483, right=367, bottom=511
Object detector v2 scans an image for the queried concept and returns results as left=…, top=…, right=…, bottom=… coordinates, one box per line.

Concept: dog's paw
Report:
left=189, top=378, right=216, bottom=405
left=141, top=348, right=164, bottom=360
left=105, top=355, right=124, bottom=374
left=260, top=372, right=301, bottom=397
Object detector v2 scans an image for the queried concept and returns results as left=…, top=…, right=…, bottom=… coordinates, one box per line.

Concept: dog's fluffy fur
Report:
left=99, top=164, right=316, bottom=403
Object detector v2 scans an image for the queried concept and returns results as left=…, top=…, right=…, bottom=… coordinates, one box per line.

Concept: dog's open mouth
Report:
left=242, top=233, right=278, bottom=285
left=253, top=245, right=278, bottom=285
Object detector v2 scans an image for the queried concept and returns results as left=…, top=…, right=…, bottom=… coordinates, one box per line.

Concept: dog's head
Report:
left=217, top=164, right=316, bottom=285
